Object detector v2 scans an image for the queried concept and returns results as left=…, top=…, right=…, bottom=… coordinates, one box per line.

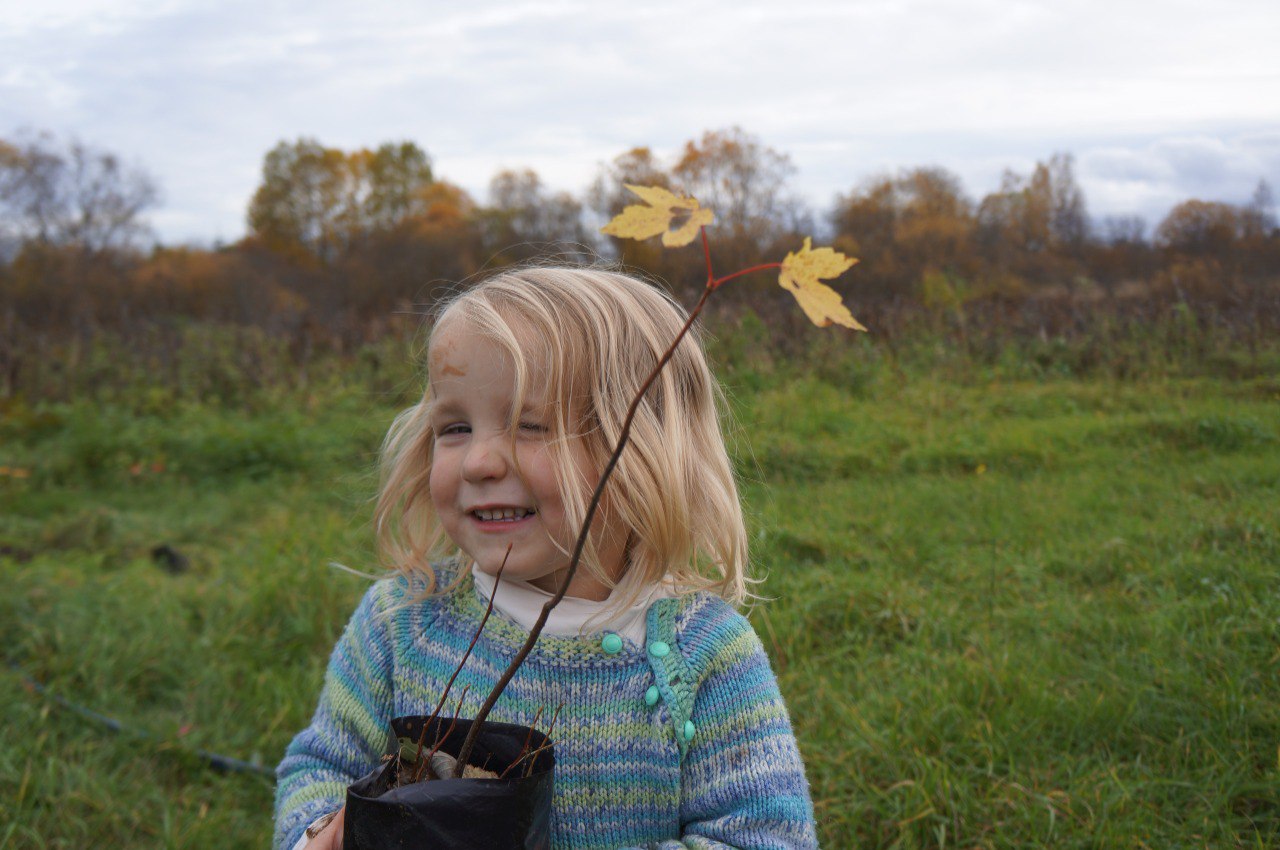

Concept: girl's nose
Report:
left=461, top=435, right=509, bottom=481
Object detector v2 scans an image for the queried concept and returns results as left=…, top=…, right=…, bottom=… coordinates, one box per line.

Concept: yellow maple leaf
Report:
left=778, top=238, right=865, bottom=330
left=600, top=184, right=715, bottom=247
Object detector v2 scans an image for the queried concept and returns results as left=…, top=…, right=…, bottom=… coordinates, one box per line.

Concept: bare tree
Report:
left=480, top=168, right=592, bottom=264
left=0, top=131, right=158, bottom=259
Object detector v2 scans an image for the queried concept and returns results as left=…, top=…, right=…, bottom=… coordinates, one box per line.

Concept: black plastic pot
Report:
left=344, top=715, right=555, bottom=850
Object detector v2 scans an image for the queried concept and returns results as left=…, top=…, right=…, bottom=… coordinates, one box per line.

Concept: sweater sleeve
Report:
left=273, top=582, right=398, bottom=850
left=656, top=609, right=818, bottom=850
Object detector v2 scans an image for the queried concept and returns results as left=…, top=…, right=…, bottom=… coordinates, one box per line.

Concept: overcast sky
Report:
left=4, top=0, right=1278, bottom=245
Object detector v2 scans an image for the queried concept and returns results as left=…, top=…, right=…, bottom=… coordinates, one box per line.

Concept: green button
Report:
left=683, top=721, right=696, bottom=742
left=648, top=641, right=670, bottom=658
left=645, top=686, right=660, bottom=706
left=601, top=633, right=623, bottom=655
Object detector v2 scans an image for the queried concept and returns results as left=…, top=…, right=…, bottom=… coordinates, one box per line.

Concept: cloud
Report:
left=1079, top=132, right=1279, bottom=227
left=3, top=0, right=1278, bottom=242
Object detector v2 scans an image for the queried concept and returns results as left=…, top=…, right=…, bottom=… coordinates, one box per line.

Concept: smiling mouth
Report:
left=471, top=508, right=536, bottom=522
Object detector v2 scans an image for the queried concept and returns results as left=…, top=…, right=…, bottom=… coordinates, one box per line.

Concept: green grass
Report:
left=1, top=362, right=1278, bottom=848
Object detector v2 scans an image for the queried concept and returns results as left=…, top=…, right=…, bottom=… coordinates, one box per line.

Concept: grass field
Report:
left=1, top=346, right=1278, bottom=848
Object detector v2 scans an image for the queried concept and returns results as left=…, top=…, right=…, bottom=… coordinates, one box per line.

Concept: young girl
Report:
left=274, top=267, right=817, bottom=849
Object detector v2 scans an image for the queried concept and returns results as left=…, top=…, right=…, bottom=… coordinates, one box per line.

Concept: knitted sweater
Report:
left=274, top=567, right=818, bottom=849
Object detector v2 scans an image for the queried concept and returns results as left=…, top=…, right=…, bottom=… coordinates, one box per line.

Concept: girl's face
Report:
left=426, top=319, right=627, bottom=601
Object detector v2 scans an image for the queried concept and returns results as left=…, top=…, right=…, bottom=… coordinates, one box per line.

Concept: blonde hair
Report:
left=374, top=266, right=750, bottom=607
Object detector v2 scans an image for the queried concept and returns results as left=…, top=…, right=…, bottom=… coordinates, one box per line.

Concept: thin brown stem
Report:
left=499, top=702, right=562, bottom=780
left=523, top=741, right=556, bottom=778
left=455, top=282, right=718, bottom=776
left=497, top=739, right=555, bottom=780
left=527, top=703, right=564, bottom=778
left=712, top=262, right=781, bottom=290
left=544, top=703, right=563, bottom=740
left=701, top=226, right=713, bottom=283
left=513, top=705, right=545, bottom=770
left=414, top=683, right=472, bottom=782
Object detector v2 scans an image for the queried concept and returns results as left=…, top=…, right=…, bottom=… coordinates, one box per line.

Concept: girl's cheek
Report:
left=426, top=460, right=448, bottom=501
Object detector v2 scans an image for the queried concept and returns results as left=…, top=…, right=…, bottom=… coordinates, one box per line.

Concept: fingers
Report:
left=308, top=806, right=345, bottom=850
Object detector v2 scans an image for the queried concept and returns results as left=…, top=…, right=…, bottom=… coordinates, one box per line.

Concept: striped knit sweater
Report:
left=274, top=567, right=817, bottom=849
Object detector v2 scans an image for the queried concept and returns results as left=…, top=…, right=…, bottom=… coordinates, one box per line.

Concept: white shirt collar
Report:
left=469, top=563, right=672, bottom=646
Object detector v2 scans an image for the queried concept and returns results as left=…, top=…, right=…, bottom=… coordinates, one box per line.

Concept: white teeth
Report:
left=474, top=508, right=533, bottom=522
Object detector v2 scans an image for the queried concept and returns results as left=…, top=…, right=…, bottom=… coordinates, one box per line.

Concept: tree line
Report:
left=2, top=127, right=1277, bottom=395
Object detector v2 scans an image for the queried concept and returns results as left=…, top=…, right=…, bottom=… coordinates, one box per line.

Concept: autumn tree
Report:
left=671, top=127, right=802, bottom=265
left=1151, top=198, right=1256, bottom=299
left=588, top=147, right=672, bottom=216
left=976, top=152, right=1088, bottom=288
left=247, top=138, right=434, bottom=264
left=831, top=167, right=976, bottom=306
left=591, top=129, right=805, bottom=296
left=125, top=246, right=311, bottom=326
left=344, top=180, right=483, bottom=315
left=588, top=147, right=691, bottom=285
left=1088, top=215, right=1155, bottom=294
left=1155, top=200, right=1246, bottom=257
left=360, top=142, right=437, bottom=231
left=248, top=138, right=352, bottom=264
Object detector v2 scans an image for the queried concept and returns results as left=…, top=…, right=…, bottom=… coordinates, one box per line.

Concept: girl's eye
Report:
left=438, top=423, right=469, bottom=436
left=519, top=421, right=547, bottom=434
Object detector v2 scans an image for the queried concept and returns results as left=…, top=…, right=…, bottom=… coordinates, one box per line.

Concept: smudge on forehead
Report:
left=427, top=317, right=468, bottom=380
left=426, top=308, right=558, bottom=414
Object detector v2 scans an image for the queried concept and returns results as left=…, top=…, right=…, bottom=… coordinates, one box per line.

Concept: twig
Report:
left=499, top=740, right=555, bottom=780
left=499, top=702, right=562, bottom=780
left=544, top=703, right=563, bottom=740
left=515, top=705, right=545, bottom=767
left=711, top=262, right=782, bottom=289
left=413, top=684, right=470, bottom=782
left=526, top=702, right=563, bottom=778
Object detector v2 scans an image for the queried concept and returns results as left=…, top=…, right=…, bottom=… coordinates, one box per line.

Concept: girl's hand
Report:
left=305, top=806, right=344, bottom=850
